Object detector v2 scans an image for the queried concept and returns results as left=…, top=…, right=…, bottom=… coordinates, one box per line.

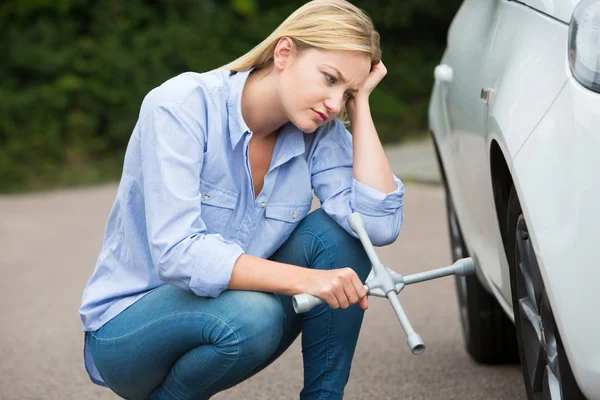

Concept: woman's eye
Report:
left=344, top=91, right=354, bottom=100
left=324, top=73, right=336, bottom=84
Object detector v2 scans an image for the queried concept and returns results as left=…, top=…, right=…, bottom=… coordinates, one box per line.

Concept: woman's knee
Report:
left=224, top=291, right=284, bottom=362
left=285, top=209, right=372, bottom=281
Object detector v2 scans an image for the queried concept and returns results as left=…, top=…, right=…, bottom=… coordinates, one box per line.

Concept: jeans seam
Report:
left=164, top=352, right=235, bottom=400
left=163, top=384, right=185, bottom=400
left=184, top=338, right=241, bottom=399
left=90, top=311, right=239, bottom=342
left=294, top=230, right=327, bottom=258
left=300, top=228, right=336, bottom=400
left=316, top=308, right=333, bottom=400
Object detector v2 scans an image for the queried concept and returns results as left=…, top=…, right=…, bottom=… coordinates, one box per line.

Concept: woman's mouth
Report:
left=312, top=109, right=327, bottom=123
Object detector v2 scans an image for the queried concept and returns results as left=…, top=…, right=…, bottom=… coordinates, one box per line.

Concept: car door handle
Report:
left=480, top=88, right=492, bottom=104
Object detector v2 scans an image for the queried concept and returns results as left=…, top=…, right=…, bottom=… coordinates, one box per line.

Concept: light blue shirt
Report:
left=79, top=68, right=404, bottom=386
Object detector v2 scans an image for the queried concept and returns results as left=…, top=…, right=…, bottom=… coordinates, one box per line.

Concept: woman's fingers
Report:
left=358, top=60, right=388, bottom=95
left=351, top=273, right=368, bottom=310
left=358, top=295, right=369, bottom=310
left=338, top=268, right=367, bottom=309
left=351, top=272, right=367, bottom=299
left=333, top=272, right=351, bottom=309
left=308, top=268, right=368, bottom=310
left=342, top=280, right=359, bottom=307
left=321, top=290, right=340, bottom=309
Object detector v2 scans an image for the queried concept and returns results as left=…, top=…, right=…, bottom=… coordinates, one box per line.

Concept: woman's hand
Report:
left=350, top=61, right=387, bottom=101
left=346, top=60, right=387, bottom=117
left=360, top=60, right=387, bottom=97
left=344, top=59, right=396, bottom=194
left=301, top=268, right=369, bottom=310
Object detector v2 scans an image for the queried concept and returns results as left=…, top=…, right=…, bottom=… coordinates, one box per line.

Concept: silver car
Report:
left=428, top=1, right=600, bottom=399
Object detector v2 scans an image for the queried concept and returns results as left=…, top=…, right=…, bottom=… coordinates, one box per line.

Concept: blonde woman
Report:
left=79, top=0, right=404, bottom=398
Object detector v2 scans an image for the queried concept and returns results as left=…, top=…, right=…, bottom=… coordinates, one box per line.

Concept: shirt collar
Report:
left=226, top=69, right=306, bottom=163
left=269, top=122, right=306, bottom=171
left=226, top=69, right=252, bottom=150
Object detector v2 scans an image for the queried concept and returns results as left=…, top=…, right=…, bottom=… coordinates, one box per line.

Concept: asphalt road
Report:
left=0, top=182, right=526, bottom=400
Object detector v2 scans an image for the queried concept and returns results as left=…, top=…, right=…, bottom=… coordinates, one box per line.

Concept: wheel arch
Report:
left=489, top=139, right=513, bottom=253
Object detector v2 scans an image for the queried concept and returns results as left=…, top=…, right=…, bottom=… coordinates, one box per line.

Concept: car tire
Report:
left=507, top=186, right=586, bottom=399
left=432, top=136, right=519, bottom=364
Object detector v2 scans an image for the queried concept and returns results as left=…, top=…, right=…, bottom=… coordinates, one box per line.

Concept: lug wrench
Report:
left=292, top=212, right=475, bottom=354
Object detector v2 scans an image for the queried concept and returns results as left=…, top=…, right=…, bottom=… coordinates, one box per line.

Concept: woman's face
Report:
left=278, top=47, right=371, bottom=133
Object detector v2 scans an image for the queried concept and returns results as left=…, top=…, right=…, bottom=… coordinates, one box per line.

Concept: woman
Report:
left=79, top=0, right=404, bottom=398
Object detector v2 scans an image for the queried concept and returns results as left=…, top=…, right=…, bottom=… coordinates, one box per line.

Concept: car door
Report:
left=455, top=0, right=571, bottom=305
left=440, top=0, right=502, bottom=286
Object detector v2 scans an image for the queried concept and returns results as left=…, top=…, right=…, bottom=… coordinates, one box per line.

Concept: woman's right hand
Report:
left=301, top=268, right=368, bottom=310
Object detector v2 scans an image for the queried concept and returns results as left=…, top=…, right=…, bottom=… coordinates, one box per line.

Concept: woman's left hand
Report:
left=354, top=61, right=387, bottom=101
left=346, top=61, right=386, bottom=119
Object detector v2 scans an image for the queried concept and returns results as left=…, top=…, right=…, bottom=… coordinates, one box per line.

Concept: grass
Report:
left=0, top=153, right=125, bottom=194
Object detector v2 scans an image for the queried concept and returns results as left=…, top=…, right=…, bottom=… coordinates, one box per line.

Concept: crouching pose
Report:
left=79, top=0, right=404, bottom=398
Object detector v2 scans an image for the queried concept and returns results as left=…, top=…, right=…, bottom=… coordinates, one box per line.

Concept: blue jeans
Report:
left=86, top=209, right=371, bottom=399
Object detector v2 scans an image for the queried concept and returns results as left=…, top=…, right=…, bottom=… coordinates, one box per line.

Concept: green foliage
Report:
left=0, top=0, right=461, bottom=192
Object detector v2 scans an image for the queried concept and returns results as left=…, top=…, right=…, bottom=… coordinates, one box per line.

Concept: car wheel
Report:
left=447, top=184, right=519, bottom=363
left=507, top=186, right=586, bottom=399
left=432, top=136, right=518, bottom=363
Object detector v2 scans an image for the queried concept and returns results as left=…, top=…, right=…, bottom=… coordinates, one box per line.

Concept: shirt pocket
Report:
left=265, top=201, right=313, bottom=239
left=200, top=179, right=238, bottom=233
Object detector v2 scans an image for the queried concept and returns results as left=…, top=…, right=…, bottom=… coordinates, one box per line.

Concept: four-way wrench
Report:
left=292, top=212, right=475, bottom=355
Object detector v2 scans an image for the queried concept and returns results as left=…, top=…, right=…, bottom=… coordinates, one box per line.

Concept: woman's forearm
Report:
left=228, top=254, right=311, bottom=296
left=348, top=96, right=396, bottom=194
left=228, top=248, right=368, bottom=310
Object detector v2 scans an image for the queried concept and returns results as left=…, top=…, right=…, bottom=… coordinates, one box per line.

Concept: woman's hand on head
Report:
left=345, top=61, right=386, bottom=120
left=352, top=60, right=387, bottom=102
left=302, top=268, right=369, bottom=310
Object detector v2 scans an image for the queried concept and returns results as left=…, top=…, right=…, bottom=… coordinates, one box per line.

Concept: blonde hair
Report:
left=220, top=0, right=381, bottom=122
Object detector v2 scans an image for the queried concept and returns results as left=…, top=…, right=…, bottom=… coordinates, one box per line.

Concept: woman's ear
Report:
left=273, top=37, right=295, bottom=71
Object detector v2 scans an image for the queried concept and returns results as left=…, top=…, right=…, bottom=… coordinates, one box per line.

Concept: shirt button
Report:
left=292, top=211, right=297, bottom=219
left=203, top=193, right=210, bottom=200
left=260, top=201, right=267, bottom=208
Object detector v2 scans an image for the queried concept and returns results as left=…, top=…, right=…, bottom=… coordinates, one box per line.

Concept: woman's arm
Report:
left=347, top=61, right=396, bottom=194
left=228, top=254, right=368, bottom=310
left=228, top=254, right=307, bottom=295
left=140, top=97, right=246, bottom=299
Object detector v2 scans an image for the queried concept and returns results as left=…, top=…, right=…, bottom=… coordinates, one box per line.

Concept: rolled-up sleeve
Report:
left=310, top=119, right=404, bottom=246
left=139, top=93, right=244, bottom=298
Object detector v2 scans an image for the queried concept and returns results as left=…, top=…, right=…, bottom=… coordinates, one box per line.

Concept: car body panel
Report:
left=428, top=0, right=600, bottom=398
left=431, top=0, right=570, bottom=303
left=517, top=0, right=581, bottom=22
left=476, top=2, right=569, bottom=303
left=431, top=0, right=504, bottom=295
left=513, top=76, right=600, bottom=400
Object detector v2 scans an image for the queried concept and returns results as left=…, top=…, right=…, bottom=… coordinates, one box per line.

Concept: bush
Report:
left=0, top=0, right=460, bottom=192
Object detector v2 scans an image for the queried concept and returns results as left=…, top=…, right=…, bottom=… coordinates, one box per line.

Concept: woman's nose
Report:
left=323, top=97, right=342, bottom=116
